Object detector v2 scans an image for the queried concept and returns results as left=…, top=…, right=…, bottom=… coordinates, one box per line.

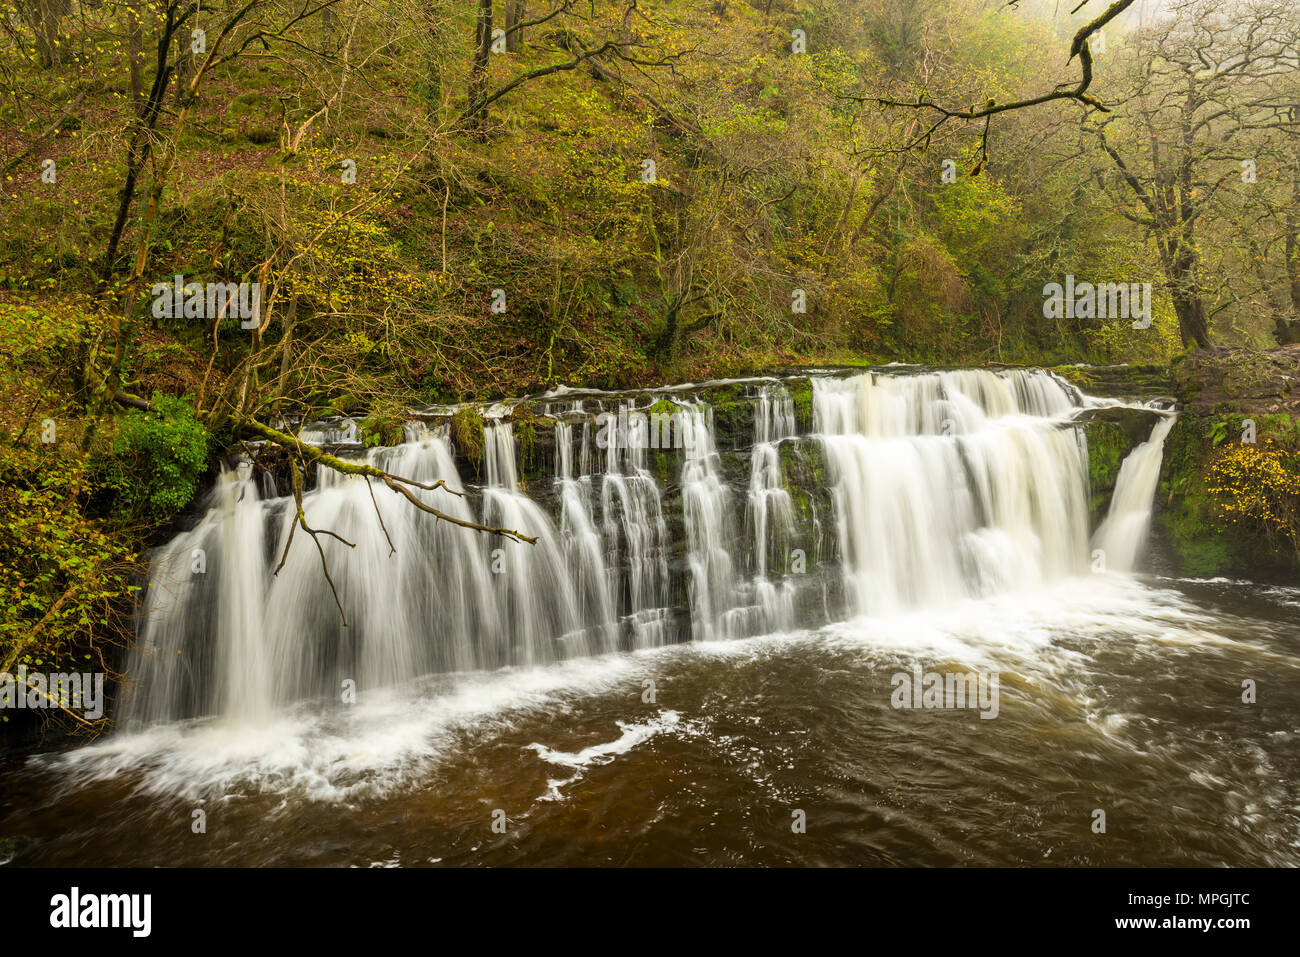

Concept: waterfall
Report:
left=120, top=369, right=1172, bottom=728
left=679, top=404, right=742, bottom=641
left=1092, top=414, right=1177, bottom=573
left=746, top=384, right=796, bottom=632
left=588, top=401, right=673, bottom=648
left=812, top=370, right=1092, bottom=615
left=553, top=419, right=619, bottom=656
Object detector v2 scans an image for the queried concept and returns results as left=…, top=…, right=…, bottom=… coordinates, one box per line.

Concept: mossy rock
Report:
left=649, top=445, right=678, bottom=488
left=1075, top=407, right=1164, bottom=530
left=1079, top=420, right=1130, bottom=530
left=1050, top=364, right=1098, bottom=390
left=361, top=406, right=407, bottom=447
left=450, top=407, right=485, bottom=471
left=1154, top=412, right=1300, bottom=579
left=780, top=435, right=827, bottom=489
left=505, top=406, right=557, bottom=480
left=699, top=383, right=753, bottom=449
left=647, top=397, right=682, bottom=417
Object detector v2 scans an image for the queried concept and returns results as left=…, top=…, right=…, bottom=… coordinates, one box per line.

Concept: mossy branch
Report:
left=234, top=417, right=538, bottom=544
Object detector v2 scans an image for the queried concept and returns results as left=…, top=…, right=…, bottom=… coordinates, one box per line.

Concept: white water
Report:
left=746, top=384, right=797, bottom=633
left=120, top=368, right=1173, bottom=737
left=813, top=370, right=1092, bottom=615
left=1093, top=414, right=1177, bottom=573
left=51, top=574, right=1262, bottom=809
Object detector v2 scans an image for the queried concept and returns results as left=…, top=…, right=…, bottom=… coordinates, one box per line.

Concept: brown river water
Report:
left=2, top=575, right=1297, bottom=867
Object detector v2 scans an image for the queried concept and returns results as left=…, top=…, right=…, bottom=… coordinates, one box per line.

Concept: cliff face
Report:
left=1151, top=348, right=1300, bottom=581
left=1171, top=345, right=1300, bottom=416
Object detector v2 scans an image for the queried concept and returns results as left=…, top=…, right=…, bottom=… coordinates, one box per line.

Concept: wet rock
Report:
left=1172, top=344, right=1300, bottom=415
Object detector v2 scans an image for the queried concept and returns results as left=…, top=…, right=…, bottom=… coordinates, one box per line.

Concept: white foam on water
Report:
left=38, top=652, right=656, bottom=804
left=528, top=711, right=681, bottom=770
left=35, top=573, right=1289, bottom=806
left=820, top=573, right=1276, bottom=669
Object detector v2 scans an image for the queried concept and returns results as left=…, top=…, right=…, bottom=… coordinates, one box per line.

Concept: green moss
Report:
left=1157, top=414, right=1227, bottom=574
left=780, top=437, right=827, bottom=494
left=505, top=407, right=557, bottom=480
left=1254, top=413, right=1298, bottom=441
left=1051, top=364, right=1097, bottom=389
left=330, top=394, right=365, bottom=417
left=450, top=407, right=485, bottom=468
left=704, top=385, right=750, bottom=449
left=650, top=446, right=676, bottom=487
left=1155, top=413, right=1300, bottom=578
left=1082, top=420, right=1128, bottom=526
left=515, top=419, right=536, bottom=456
left=787, top=483, right=813, bottom=523
left=1157, top=506, right=1236, bottom=577
left=361, top=405, right=407, bottom=447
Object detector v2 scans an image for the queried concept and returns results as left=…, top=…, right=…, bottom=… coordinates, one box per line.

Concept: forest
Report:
left=2, top=0, right=1299, bottom=741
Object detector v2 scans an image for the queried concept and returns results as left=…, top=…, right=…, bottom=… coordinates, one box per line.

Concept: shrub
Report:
left=100, top=395, right=210, bottom=523
left=0, top=451, right=136, bottom=683
left=1205, top=440, right=1300, bottom=560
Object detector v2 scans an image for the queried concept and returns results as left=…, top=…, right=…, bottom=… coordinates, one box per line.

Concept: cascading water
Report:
left=18, top=368, right=1300, bottom=871
left=127, top=432, right=516, bottom=726
left=1092, top=414, right=1177, bottom=573
left=678, top=402, right=742, bottom=642
left=553, top=418, right=619, bottom=655
left=120, top=368, right=1172, bottom=729
left=745, top=384, right=797, bottom=633
left=587, top=404, right=672, bottom=649
left=812, top=370, right=1092, bottom=614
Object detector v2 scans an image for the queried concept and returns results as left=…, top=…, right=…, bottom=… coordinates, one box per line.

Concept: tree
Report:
left=12, top=0, right=72, bottom=68
left=1086, top=0, right=1300, bottom=347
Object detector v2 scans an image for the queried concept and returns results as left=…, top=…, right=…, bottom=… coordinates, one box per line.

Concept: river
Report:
left=2, top=367, right=1297, bottom=866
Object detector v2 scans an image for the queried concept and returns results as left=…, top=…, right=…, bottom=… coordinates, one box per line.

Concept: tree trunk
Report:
left=1170, top=287, right=1211, bottom=349
left=174, top=30, right=194, bottom=107
left=1285, top=159, right=1300, bottom=330
left=126, top=0, right=144, bottom=109
left=1161, top=222, right=1212, bottom=349
left=505, top=0, right=524, bottom=53
left=656, top=302, right=681, bottom=362
left=22, top=0, right=70, bottom=68
left=466, top=0, right=493, bottom=128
